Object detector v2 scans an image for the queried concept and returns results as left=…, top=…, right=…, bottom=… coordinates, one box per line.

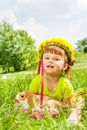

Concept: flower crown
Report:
left=38, top=37, right=75, bottom=61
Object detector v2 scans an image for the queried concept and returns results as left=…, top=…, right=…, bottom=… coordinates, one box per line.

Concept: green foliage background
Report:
left=0, top=52, right=87, bottom=130
left=0, top=21, right=38, bottom=73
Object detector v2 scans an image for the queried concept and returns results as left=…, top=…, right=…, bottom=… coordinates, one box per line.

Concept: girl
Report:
left=29, top=38, right=75, bottom=109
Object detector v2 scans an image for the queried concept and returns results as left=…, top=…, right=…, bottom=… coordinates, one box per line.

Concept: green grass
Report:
left=0, top=52, right=87, bottom=130
left=73, top=52, right=87, bottom=69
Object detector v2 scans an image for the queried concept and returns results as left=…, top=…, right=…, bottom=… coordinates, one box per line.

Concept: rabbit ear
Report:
left=25, top=90, right=34, bottom=107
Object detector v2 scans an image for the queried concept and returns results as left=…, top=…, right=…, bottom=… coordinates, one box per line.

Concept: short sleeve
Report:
left=29, top=75, right=41, bottom=94
left=62, top=78, right=74, bottom=99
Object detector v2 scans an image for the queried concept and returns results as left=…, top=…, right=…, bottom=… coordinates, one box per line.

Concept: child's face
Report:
left=43, top=52, right=65, bottom=76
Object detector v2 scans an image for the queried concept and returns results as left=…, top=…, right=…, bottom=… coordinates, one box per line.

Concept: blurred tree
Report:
left=76, top=37, right=87, bottom=52
left=0, top=21, right=38, bottom=73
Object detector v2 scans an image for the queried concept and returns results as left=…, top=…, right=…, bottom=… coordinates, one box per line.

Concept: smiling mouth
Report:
left=47, top=65, right=54, bottom=68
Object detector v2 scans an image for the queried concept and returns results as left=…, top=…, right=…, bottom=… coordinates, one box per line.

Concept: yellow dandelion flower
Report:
left=38, top=37, right=75, bottom=62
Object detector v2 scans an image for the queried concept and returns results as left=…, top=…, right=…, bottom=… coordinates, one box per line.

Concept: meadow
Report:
left=0, top=52, right=87, bottom=130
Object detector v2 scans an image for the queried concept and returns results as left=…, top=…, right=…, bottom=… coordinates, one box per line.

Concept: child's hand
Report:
left=61, top=97, right=72, bottom=108
left=61, top=102, right=68, bottom=109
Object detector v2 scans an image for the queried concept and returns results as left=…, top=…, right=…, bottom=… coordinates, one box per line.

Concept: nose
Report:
left=14, top=99, right=20, bottom=103
left=49, top=58, right=53, bottom=63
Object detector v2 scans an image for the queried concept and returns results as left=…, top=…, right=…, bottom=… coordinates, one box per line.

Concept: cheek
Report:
left=43, top=59, right=47, bottom=64
left=20, top=99, right=28, bottom=105
left=43, top=61, right=47, bottom=68
left=56, top=61, right=64, bottom=68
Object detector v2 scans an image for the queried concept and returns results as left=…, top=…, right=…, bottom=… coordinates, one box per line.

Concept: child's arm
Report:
left=61, top=97, right=72, bottom=108
left=47, top=97, right=72, bottom=109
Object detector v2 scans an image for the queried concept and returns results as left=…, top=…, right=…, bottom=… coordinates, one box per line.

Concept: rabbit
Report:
left=14, top=90, right=50, bottom=112
left=14, top=90, right=60, bottom=118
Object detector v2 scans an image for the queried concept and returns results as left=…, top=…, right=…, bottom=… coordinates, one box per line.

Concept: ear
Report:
left=25, top=90, right=34, bottom=107
left=63, top=63, right=68, bottom=71
left=25, top=90, right=33, bottom=102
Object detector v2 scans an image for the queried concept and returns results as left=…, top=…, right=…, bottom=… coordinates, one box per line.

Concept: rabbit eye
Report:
left=21, top=95, right=24, bottom=98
